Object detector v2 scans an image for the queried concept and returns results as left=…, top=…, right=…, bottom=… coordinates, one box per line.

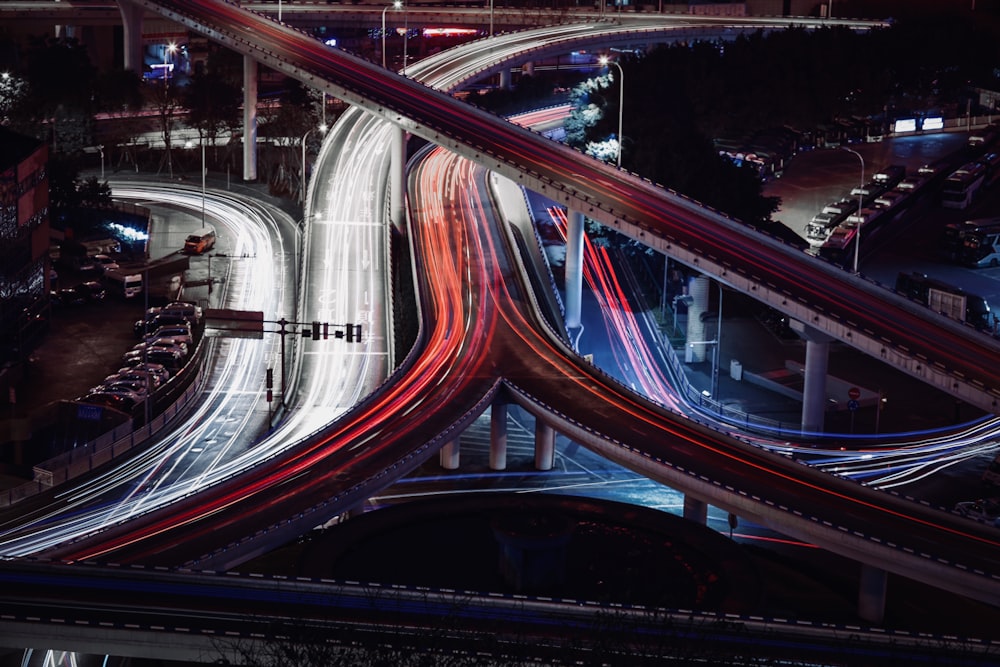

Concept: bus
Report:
left=895, top=271, right=992, bottom=331
left=959, top=217, right=1000, bottom=268
left=941, top=161, right=987, bottom=209
left=979, top=152, right=1000, bottom=190
left=817, top=222, right=857, bottom=267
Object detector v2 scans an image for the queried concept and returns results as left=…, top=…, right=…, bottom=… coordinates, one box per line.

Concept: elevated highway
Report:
left=3, top=0, right=1000, bottom=653
left=115, top=0, right=999, bottom=412
left=18, top=0, right=1000, bottom=602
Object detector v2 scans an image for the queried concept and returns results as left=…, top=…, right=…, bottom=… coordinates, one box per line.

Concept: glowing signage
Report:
left=893, top=118, right=916, bottom=133
left=921, top=116, right=943, bottom=131
left=422, top=28, right=478, bottom=38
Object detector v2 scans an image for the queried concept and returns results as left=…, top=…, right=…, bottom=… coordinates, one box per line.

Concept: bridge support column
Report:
left=243, top=55, right=258, bottom=182
left=684, top=275, right=710, bottom=363
left=490, top=400, right=508, bottom=471
left=790, top=320, right=833, bottom=434
left=390, top=124, right=406, bottom=231
left=439, top=438, right=460, bottom=470
left=117, top=0, right=145, bottom=73
left=858, top=563, right=887, bottom=625
left=499, top=68, right=512, bottom=90
left=683, top=495, right=707, bottom=525
left=534, top=420, right=555, bottom=471
left=565, top=210, right=585, bottom=329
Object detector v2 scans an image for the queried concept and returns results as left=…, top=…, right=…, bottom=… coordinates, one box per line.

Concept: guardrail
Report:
left=0, top=359, right=207, bottom=508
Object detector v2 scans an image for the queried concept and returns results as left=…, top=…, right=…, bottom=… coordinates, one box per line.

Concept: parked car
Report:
left=117, top=362, right=170, bottom=384
left=123, top=347, right=184, bottom=371
left=74, top=281, right=107, bottom=302
left=86, top=383, right=144, bottom=404
left=105, top=370, right=162, bottom=391
left=143, top=325, right=194, bottom=348
left=77, top=392, right=138, bottom=413
left=56, top=286, right=87, bottom=306
left=90, top=254, right=120, bottom=274
left=145, top=338, right=189, bottom=358
left=160, top=301, right=204, bottom=324
left=134, top=313, right=191, bottom=338
left=97, top=379, right=149, bottom=398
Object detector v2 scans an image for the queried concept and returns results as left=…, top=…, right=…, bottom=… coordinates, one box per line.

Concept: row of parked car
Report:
left=52, top=280, right=107, bottom=306
left=76, top=301, right=204, bottom=414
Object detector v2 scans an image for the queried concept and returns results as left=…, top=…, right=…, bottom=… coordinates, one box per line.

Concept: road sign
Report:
left=847, top=386, right=861, bottom=400
left=847, top=399, right=859, bottom=411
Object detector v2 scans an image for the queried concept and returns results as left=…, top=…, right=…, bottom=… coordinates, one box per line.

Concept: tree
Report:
left=147, top=76, right=183, bottom=178
left=19, top=35, right=99, bottom=152
left=184, top=67, right=241, bottom=150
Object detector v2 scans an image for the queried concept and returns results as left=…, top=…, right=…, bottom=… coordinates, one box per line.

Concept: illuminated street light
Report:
left=382, top=0, right=402, bottom=69
left=598, top=55, right=624, bottom=169
left=841, top=146, right=865, bottom=274
left=163, top=42, right=177, bottom=91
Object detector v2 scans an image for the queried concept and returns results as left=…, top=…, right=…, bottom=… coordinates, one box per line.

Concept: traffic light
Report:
left=323, top=322, right=329, bottom=340
left=266, top=368, right=273, bottom=389
left=347, top=323, right=361, bottom=343
left=311, top=321, right=320, bottom=340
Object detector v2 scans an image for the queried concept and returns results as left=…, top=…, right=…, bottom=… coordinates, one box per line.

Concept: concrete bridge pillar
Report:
left=439, top=438, right=460, bottom=470
left=534, top=420, right=556, bottom=471
left=683, top=495, right=708, bottom=525
left=499, top=68, right=512, bottom=90
left=490, top=400, right=508, bottom=471
left=858, top=563, right=887, bottom=624
left=685, top=275, right=710, bottom=362
left=243, top=55, right=258, bottom=181
left=565, top=210, right=585, bottom=329
left=117, top=0, right=144, bottom=73
left=790, top=320, right=834, bottom=434
left=390, top=124, right=406, bottom=231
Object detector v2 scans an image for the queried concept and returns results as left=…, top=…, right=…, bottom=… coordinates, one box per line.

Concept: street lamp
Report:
left=382, top=0, right=402, bottom=69
left=163, top=42, right=177, bottom=91
left=841, top=146, right=865, bottom=274
left=489, top=0, right=494, bottom=37
left=711, top=282, right=723, bottom=399
left=97, top=144, right=104, bottom=180
left=598, top=55, right=624, bottom=168
left=301, top=124, right=327, bottom=206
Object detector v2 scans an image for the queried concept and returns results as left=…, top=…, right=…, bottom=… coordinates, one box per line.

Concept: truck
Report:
left=895, top=272, right=992, bottom=331
left=104, top=270, right=144, bottom=299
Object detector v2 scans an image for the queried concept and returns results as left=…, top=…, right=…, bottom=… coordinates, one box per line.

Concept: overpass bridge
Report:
left=3, top=0, right=1000, bottom=654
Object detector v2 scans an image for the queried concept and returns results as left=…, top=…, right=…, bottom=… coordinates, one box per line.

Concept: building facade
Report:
left=0, top=126, right=51, bottom=403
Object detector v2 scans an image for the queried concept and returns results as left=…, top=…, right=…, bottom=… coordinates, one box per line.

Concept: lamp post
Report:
left=201, top=137, right=206, bottom=226
left=489, top=0, right=494, bottom=37
left=97, top=144, right=104, bottom=180
left=163, top=42, right=177, bottom=91
left=382, top=0, right=402, bottom=69
left=842, top=146, right=865, bottom=273
left=599, top=56, right=624, bottom=168
left=278, top=0, right=282, bottom=22
left=712, top=282, right=722, bottom=399
left=402, top=3, right=409, bottom=76
left=301, top=124, right=327, bottom=206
